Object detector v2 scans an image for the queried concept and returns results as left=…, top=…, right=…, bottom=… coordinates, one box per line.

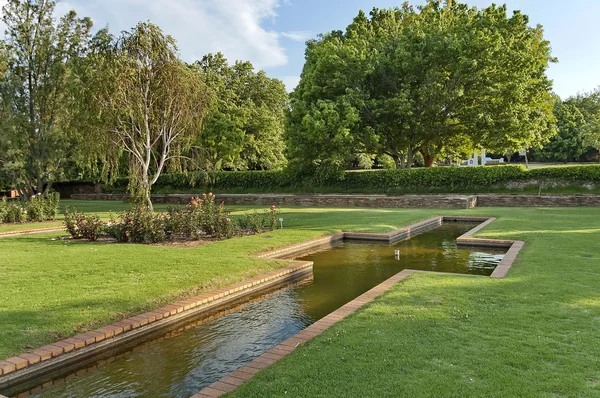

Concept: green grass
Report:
left=229, top=207, right=600, bottom=398
left=3, top=204, right=600, bottom=398
left=0, top=204, right=442, bottom=358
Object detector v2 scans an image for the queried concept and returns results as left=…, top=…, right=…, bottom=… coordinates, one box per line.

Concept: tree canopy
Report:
left=193, top=53, right=288, bottom=171
left=77, top=22, right=210, bottom=209
left=0, top=0, right=92, bottom=198
left=287, top=0, right=557, bottom=178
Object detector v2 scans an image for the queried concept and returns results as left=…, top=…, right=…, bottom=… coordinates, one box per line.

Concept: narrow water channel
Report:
left=5, top=222, right=505, bottom=398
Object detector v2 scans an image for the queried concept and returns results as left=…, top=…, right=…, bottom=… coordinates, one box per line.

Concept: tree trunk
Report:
left=406, top=149, right=414, bottom=170
left=391, top=153, right=404, bottom=169
left=422, top=153, right=436, bottom=167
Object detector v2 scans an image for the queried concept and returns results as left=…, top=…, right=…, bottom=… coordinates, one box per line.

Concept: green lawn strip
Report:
left=0, top=205, right=442, bottom=358
left=0, top=221, right=64, bottom=233
left=229, top=207, right=600, bottom=398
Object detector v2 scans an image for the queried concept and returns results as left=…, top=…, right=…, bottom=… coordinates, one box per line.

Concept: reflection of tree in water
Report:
left=295, top=223, right=506, bottom=321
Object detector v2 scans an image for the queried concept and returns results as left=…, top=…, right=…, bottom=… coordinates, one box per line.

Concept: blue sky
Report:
left=46, top=0, right=600, bottom=98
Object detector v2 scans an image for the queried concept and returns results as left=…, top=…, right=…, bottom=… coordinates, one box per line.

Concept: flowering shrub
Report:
left=129, top=206, right=167, bottom=243
left=241, top=205, right=280, bottom=233
left=106, top=207, right=166, bottom=244
left=0, top=197, right=26, bottom=223
left=1, top=193, right=59, bottom=223
left=63, top=194, right=278, bottom=244
left=26, top=192, right=60, bottom=222
left=268, top=205, right=280, bottom=231
left=244, top=210, right=266, bottom=234
left=64, top=207, right=104, bottom=241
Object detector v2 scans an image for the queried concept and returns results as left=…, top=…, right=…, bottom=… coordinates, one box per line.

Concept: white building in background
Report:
left=461, top=149, right=504, bottom=166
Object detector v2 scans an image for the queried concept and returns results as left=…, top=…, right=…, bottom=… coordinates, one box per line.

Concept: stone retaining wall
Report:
left=70, top=193, right=600, bottom=208
left=476, top=194, right=600, bottom=207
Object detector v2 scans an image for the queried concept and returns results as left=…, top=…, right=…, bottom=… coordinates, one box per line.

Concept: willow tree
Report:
left=287, top=1, right=557, bottom=176
left=86, top=23, right=210, bottom=210
left=0, top=0, right=92, bottom=199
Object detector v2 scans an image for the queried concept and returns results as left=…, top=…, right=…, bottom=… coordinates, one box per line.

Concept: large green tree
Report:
left=0, top=0, right=92, bottom=199
left=78, top=23, right=210, bottom=210
left=287, top=1, right=556, bottom=177
left=569, top=88, right=600, bottom=156
left=193, top=53, right=288, bottom=171
left=537, top=98, right=587, bottom=162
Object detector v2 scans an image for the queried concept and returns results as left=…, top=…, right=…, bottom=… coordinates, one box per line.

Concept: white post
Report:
left=473, top=152, right=479, bottom=167
left=481, top=149, right=487, bottom=166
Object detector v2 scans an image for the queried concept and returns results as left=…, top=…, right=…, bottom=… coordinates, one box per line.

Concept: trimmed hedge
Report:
left=95, top=165, right=600, bottom=194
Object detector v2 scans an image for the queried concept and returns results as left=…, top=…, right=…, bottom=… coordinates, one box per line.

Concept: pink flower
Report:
left=190, top=200, right=197, bottom=206
left=270, top=205, right=276, bottom=211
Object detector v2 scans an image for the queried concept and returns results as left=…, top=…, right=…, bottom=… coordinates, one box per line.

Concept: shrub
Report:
left=64, top=207, right=104, bottom=241
left=0, top=198, right=26, bottom=223
left=26, top=192, right=61, bottom=222
left=245, top=210, right=266, bottom=234
left=267, top=205, right=280, bottom=231
left=127, top=207, right=167, bottom=244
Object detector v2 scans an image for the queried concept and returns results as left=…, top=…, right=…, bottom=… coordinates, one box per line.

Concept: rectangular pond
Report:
left=3, top=222, right=506, bottom=398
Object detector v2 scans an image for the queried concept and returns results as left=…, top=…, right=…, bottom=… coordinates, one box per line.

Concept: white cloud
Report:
left=280, top=75, right=300, bottom=92
left=280, top=30, right=312, bottom=42
left=58, top=0, right=290, bottom=69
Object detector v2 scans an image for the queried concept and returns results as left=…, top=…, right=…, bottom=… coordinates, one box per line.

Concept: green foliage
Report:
left=0, top=0, right=93, bottom=198
left=244, top=210, right=267, bottom=234
left=26, top=192, right=60, bottom=222
left=192, top=53, right=288, bottom=171
left=0, top=197, right=25, bottom=223
left=64, top=207, right=104, bottom=241
left=569, top=88, right=600, bottom=153
left=103, top=165, right=600, bottom=194
left=75, top=22, right=210, bottom=210
left=536, top=98, right=589, bottom=162
left=287, top=1, right=556, bottom=175
left=0, top=192, right=59, bottom=223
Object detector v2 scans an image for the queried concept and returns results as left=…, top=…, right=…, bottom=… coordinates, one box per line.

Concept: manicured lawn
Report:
left=229, top=207, right=600, bottom=398
left=2, top=204, right=600, bottom=398
left=0, top=203, right=443, bottom=358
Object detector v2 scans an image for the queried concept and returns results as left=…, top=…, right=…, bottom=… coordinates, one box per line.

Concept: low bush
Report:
left=1, top=193, right=59, bottom=223
left=64, top=207, right=104, bottom=241
left=26, top=192, right=60, bottom=222
left=66, top=193, right=277, bottom=244
left=0, top=198, right=26, bottom=223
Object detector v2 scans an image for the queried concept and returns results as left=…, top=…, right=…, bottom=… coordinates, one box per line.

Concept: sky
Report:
left=16, top=0, right=600, bottom=97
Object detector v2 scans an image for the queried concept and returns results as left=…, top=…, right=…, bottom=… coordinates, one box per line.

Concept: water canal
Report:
left=4, top=222, right=505, bottom=398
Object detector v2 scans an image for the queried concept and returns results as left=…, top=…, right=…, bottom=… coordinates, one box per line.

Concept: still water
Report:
left=6, top=222, right=504, bottom=398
